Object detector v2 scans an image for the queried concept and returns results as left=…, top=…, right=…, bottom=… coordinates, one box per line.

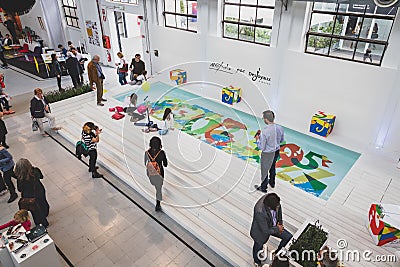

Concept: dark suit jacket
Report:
left=66, top=57, right=80, bottom=76
left=250, top=195, right=283, bottom=244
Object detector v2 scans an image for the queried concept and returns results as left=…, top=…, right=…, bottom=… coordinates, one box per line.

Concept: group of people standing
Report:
left=52, top=41, right=87, bottom=91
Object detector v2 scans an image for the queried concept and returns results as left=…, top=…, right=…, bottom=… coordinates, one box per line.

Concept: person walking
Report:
left=71, top=47, right=86, bottom=84
left=0, top=144, right=17, bottom=203
left=144, top=136, right=168, bottom=211
left=30, top=88, right=61, bottom=137
left=65, top=52, right=81, bottom=89
left=87, top=55, right=106, bottom=106
left=250, top=193, right=292, bottom=267
left=51, top=53, right=63, bottom=91
left=15, top=158, right=50, bottom=228
left=255, top=110, right=284, bottom=193
left=115, top=52, right=128, bottom=85
left=81, top=122, right=103, bottom=178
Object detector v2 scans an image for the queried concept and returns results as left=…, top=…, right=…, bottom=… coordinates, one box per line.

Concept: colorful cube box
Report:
left=309, top=111, right=336, bottom=137
left=222, top=86, right=242, bottom=105
left=170, top=69, right=187, bottom=85
left=367, top=203, right=400, bottom=247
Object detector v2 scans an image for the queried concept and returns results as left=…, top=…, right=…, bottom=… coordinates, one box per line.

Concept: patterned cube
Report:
left=310, top=111, right=336, bottom=137
left=367, top=203, right=400, bottom=247
left=170, top=69, right=187, bottom=85
left=222, top=86, right=242, bottom=105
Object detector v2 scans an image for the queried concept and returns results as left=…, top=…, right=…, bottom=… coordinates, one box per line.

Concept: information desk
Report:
left=0, top=225, right=61, bottom=267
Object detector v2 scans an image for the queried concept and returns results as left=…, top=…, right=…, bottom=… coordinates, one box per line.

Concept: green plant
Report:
left=289, top=223, right=328, bottom=267
left=45, top=84, right=91, bottom=103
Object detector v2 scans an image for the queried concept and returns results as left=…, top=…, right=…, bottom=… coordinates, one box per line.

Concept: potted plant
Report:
left=283, top=220, right=329, bottom=267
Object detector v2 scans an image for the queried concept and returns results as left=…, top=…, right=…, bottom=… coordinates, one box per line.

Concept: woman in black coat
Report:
left=65, top=52, right=82, bottom=89
left=51, top=53, right=63, bottom=91
left=15, top=158, right=50, bottom=228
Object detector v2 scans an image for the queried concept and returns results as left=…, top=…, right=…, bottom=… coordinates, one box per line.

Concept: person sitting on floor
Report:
left=159, top=108, right=175, bottom=135
left=0, top=209, right=31, bottom=231
left=129, top=70, right=147, bottom=85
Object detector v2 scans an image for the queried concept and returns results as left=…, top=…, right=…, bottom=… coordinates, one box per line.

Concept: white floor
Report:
left=45, top=66, right=400, bottom=267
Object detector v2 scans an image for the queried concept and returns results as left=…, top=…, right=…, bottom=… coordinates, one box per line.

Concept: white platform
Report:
left=48, top=86, right=400, bottom=267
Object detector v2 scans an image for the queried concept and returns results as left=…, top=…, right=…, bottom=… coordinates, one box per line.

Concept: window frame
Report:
left=222, top=1, right=275, bottom=46
left=305, top=2, right=397, bottom=66
left=162, top=0, right=198, bottom=33
left=62, top=0, right=79, bottom=29
left=106, top=0, right=138, bottom=4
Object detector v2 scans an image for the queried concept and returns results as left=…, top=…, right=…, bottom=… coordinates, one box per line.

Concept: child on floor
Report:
left=159, top=108, right=175, bottom=135
left=0, top=209, right=31, bottom=231
left=0, top=112, right=8, bottom=148
left=0, top=73, right=15, bottom=115
left=129, top=70, right=147, bottom=85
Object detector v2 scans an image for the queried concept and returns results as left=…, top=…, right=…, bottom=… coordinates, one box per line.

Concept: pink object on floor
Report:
left=137, top=105, right=146, bottom=114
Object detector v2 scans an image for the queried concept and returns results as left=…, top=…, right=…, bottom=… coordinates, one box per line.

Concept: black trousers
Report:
left=0, top=134, right=6, bottom=146
left=0, top=168, right=16, bottom=193
left=0, top=98, right=10, bottom=112
left=0, top=51, right=7, bottom=67
left=88, top=149, right=97, bottom=172
left=70, top=74, right=81, bottom=88
left=57, top=76, right=62, bottom=90
left=31, top=202, right=49, bottom=228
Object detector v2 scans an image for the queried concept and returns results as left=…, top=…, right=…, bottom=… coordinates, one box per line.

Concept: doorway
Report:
left=110, top=11, right=143, bottom=66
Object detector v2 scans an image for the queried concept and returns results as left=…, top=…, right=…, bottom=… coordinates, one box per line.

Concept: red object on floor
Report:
left=18, top=44, right=29, bottom=53
left=112, top=113, right=125, bottom=120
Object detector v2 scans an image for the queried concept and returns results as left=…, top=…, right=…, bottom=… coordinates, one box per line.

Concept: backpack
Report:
left=146, top=150, right=161, bottom=176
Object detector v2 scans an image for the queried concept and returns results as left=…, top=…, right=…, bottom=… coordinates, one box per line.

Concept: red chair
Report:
left=18, top=44, right=30, bottom=53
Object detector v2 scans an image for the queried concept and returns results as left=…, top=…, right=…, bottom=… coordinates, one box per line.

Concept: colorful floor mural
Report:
left=115, top=82, right=360, bottom=200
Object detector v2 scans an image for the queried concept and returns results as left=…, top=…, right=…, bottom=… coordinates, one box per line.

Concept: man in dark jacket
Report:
left=250, top=193, right=292, bottom=266
left=30, top=88, right=61, bottom=137
left=129, top=54, right=145, bottom=81
left=65, top=52, right=82, bottom=88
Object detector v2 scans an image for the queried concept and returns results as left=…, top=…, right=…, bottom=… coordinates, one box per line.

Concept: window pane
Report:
left=64, top=8, right=71, bottom=16
left=188, top=1, right=197, bottom=16
left=240, top=6, right=256, bottom=23
left=165, top=0, right=175, bottom=12
left=354, top=42, right=385, bottom=63
left=333, top=15, right=363, bottom=37
left=225, top=0, right=240, bottom=3
left=376, top=6, right=398, bottom=16
left=313, top=2, right=337, bottom=12
left=330, top=38, right=354, bottom=59
left=255, top=27, right=271, bottom=44
left=241, top=0, right=257, bottom=5
left=339, top=4, right=366, bottom=14
left=258, top=0, right=275, bottom=7
left=224, top=4, right=239, bottom=22
left=177, top=0, right=188, bottom=14
left=177, top=15, right=188, bottom=29
left=239, top=25, right=255, bottom=41
left=188, top=17, right=197, bottom=31
left=310, top=13, right=335, bottom=34
left=306, top=35, right=331, bottom=55
left=224, top=23, right=238, bottom=38
left=256, top=7, right=274, bottom=26
left=363, top=18, right=393, bottom=41
left=67, top=17, right=73, bottom=26
left=165, top=14, right=176, bottom=27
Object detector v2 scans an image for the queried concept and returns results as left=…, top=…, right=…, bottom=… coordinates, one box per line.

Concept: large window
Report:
left=62, top=0, right=79, bottom=28
left=223, top=0, right=276, bottom=46
left=306, top=1, right=397, bottom=65
left=163, top=0, right=198, bottom=32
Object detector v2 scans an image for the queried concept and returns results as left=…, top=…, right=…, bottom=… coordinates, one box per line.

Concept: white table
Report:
left=1, top=225, right=61, bottom=267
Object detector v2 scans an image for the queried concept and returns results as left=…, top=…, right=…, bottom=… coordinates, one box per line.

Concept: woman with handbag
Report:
left=115, top=52, right=128, bottom=85
left=0, top=144, right=17, bottom=203
left=82, top=122, right=103, bottom=178
left=14, top=158, right=50, bottom=228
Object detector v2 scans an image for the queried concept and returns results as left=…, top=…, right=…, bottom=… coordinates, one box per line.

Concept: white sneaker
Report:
left=0, top=189, right=8, bottom=196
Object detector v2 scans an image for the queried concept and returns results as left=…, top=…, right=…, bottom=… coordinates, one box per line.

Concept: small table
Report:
left=1, top=225, right=62, bottom=267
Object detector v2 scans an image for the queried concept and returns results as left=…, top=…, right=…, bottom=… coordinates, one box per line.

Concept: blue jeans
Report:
left=118, top=72, right=127, bottom=85
left=252, top=229, right=293, bottom=264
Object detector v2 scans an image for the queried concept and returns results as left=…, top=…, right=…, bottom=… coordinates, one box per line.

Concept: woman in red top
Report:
left=0, top=209, right=31, bottom=231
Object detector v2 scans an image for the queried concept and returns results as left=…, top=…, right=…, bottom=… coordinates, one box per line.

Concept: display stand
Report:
left=0, top=225, right=61, bottom=267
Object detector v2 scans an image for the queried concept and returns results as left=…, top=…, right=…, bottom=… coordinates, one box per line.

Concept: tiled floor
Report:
left=0, top=67, right=229, bottom=267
